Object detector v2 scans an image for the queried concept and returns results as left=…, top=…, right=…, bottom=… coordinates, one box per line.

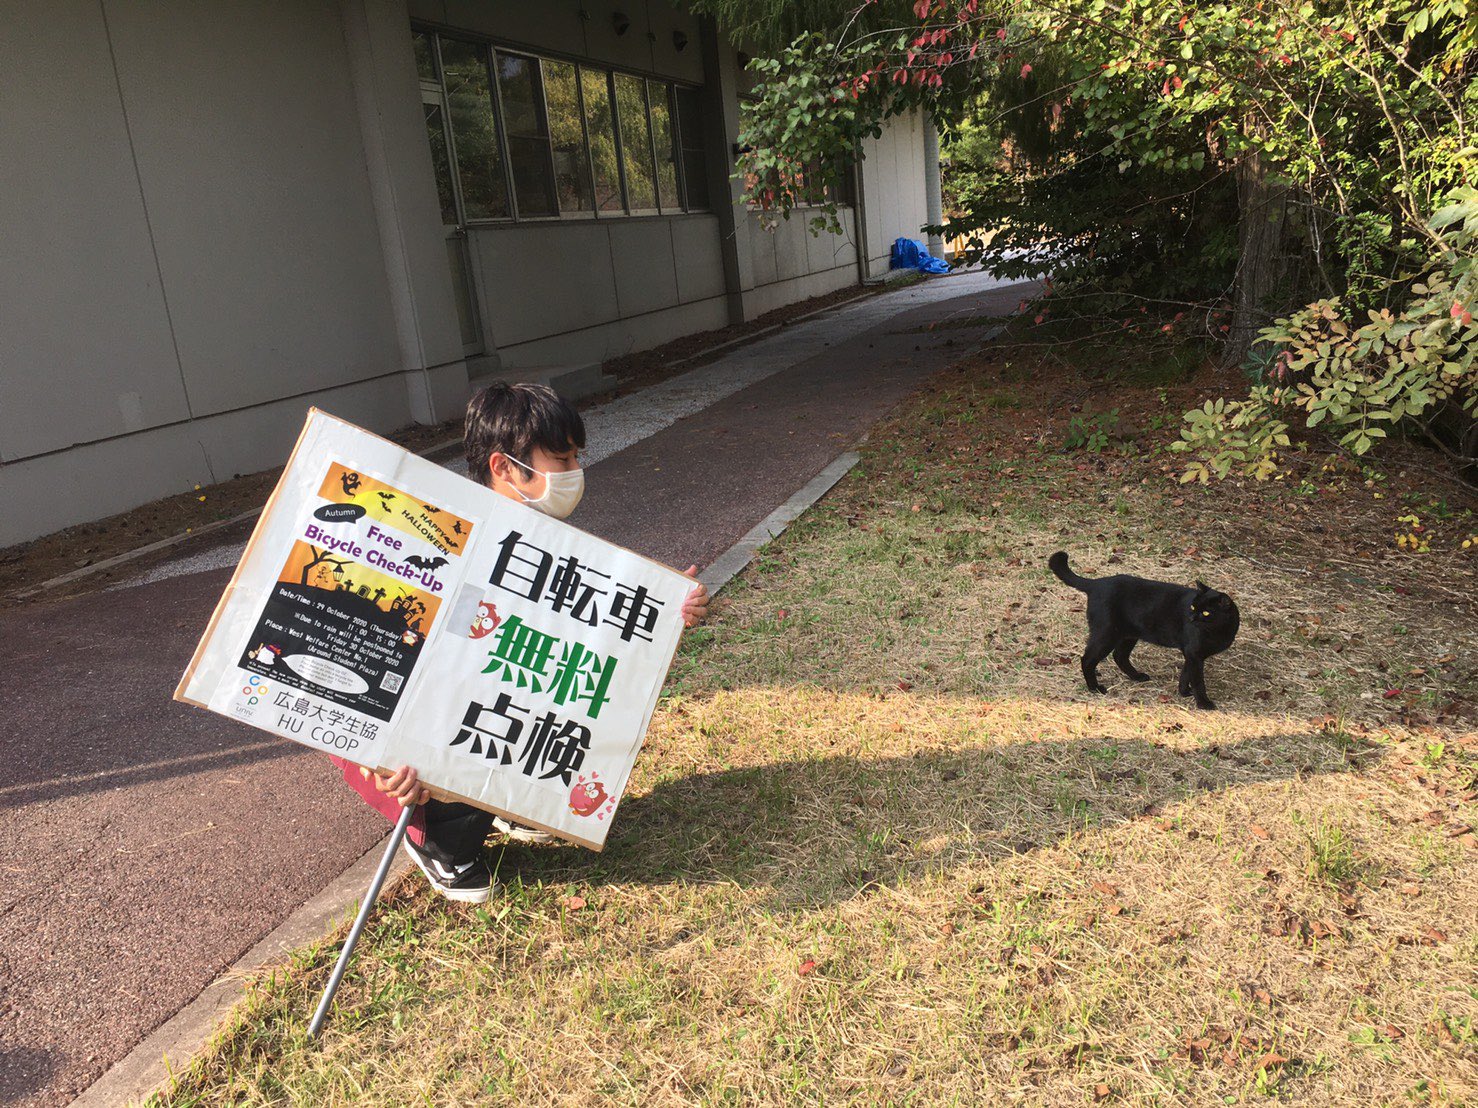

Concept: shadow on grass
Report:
left=496, top=718, right=1371, bottom=911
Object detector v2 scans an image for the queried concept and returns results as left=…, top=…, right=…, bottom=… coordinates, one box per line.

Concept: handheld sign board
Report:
left=176, top=409, right=690, bottom=850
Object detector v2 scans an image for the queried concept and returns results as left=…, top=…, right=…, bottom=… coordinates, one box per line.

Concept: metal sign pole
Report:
left=308, top=803, right=416, bottom=1039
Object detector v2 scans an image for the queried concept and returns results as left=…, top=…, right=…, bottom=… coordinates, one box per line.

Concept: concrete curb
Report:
left=69, top=834, right=413, bottom=1108
left=699, top=452, right=862, bottom=596
left=13, top=509, right=262, bottom=601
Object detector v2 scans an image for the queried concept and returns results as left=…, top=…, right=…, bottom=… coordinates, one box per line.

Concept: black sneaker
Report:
left=401, top=836, right=493, bottom=903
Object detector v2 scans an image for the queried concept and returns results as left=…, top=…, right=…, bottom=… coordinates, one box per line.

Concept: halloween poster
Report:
left=237, top=539, right=443, bottom=723
left=176, top=409, right=691, bottom=850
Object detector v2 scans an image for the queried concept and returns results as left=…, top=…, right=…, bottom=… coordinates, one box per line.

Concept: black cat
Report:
left=1048, top=551, right=1240, bottom=710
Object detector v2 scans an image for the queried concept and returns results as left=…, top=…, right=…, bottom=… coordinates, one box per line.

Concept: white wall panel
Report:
left=104, top=0, right=402, bottom=416
left=609, top=220, right=680, bottom=318
left=0, top=1, right=189, bottom=460
left=671, top=215, right=726, bottom=302
left=806, top=209, right=858, bottom=274
left=471, top=223, right=620, bottom=348
left=747, top=217, right=780, bottom=287
left=0, top=373, right=417, bottom=547
left=645, top=3, right=704, bottom=84
left=496, top=296, right=727, bottom=369
left=860, top=110, right=930, bottom=277
left=439, top=0, right=588, bottom=58
left=578, top=0, right=656, bottom=73
left=772, top=219, right=811, bottom=282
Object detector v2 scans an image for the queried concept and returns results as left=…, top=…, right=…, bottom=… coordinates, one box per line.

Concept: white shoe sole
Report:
left=492, top=816, right=556, bottom=845
left=401, top=839, right=493, bottom=903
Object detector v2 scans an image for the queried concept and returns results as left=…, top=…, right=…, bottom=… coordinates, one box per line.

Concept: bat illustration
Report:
left=421, top=504, right=441, bottom=514
left=406, top=555, right=448, bottom=571
left=340, top=472, right=361, bottom=497
left=376, top=491, right=396, bottom=509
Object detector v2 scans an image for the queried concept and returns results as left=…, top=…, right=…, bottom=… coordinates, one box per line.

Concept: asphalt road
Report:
left=0, top=275, right=1034, bottom=1108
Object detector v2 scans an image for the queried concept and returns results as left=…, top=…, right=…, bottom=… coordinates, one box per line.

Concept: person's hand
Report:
left=681, top=565, right=709, bottom=628
left=362, top=764, right=429, bottom=808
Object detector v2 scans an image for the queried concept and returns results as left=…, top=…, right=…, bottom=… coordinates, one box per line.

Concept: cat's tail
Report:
left=1048, top=551, right=1092, bottom=591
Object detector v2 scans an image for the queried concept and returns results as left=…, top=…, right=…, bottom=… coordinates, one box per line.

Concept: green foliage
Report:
left=1173, top=188, right=1478, bottom=479
left=942, top=40, right=1239, bottom=301
left=1061, top=409, right=1120, bottom=453
left=734, top=36, right=881, bottom=235
left=698, top=0, right=1476, bottom=476
left=1295, top=813, right=1374, bottom=888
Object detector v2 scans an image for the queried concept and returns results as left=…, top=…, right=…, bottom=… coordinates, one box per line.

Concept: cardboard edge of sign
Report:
left=173, top=406, right=694, bottom=855
left=172, top=410, right=324, bottom=711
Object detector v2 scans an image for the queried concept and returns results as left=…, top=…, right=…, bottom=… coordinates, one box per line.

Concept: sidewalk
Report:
left=0, top=271, right=1034, bottom=1108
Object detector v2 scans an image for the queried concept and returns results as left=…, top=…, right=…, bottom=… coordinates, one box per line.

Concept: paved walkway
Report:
left=0, top=271, right=1033, bottom=1108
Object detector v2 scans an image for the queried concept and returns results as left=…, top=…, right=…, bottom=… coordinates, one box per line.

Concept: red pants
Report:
left=329, top=756, right=494, bottom=864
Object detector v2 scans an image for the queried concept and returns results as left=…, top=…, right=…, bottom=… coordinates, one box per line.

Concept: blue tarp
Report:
left=890, top=237, right=950, bottom=274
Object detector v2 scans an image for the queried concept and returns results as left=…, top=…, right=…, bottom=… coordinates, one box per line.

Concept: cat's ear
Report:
left=1194, top=580, right=1210, bottom=594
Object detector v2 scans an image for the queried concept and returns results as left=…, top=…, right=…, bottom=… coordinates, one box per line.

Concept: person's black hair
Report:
left=463, top=382, right=586, bottom=487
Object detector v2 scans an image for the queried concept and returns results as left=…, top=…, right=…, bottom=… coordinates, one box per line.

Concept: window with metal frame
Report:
left=581, top=67, right=624, bottom=213
left=648, top=80, right=681, bottom=211
left=613, top=73, right=657, bottom=212
left=414, top=27, right=711, bottom=221
left=495, top=51, right=558, bottom=217
left=673, top=86, right=710, bottom=212
left=542, top=60, right=595, bottom=213
left=437, top=36, right=510, bottom=220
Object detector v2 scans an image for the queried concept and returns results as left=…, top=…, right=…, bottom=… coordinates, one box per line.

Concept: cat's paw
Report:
left=1126, top=671, right=1152, bottom=682
left=1194, top=698, right=1217, bottom=711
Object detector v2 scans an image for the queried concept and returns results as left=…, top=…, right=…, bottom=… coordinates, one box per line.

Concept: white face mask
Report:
left=506, top=455, right=584, bottom=519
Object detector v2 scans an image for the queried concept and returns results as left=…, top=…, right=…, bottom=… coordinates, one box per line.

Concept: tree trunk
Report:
left=1220, top=124, right=1291, bottom=371
left=302, top=547, right=326, bottom=586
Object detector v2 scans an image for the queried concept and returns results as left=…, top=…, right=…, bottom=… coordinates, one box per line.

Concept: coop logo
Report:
left=242, top=674, right=271, bottom=706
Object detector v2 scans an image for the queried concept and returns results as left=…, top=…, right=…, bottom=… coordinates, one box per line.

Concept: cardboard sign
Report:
left=176, top=409, right=690, bottom=850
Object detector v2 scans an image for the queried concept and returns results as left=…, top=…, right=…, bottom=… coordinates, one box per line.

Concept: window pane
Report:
left=495, top=53, right=541, bottom=135
left=614, top=73, right=656, bottom=210
left=647, top=81, right=679, bottom=211
left=675, top=87, right=703, bottom=144
left=423, top=101, right=458, bottom=225
left=542, top=60, right=593, bottom=212
left=674, top=87, right=709, bottom=210
left=495, top=52, right=556, bottom=217
left=581, top=68, right=622, bottom=212
left=412, top=31, right=438, bottom=83
left=828, top=163, right=855, bottom=206
left=439, top=39, right=508, bottom=219
left=682, top=150, right=710, bottom=210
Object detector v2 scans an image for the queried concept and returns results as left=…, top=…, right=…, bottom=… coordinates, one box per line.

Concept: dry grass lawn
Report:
left=152, top=330, right=1477, bottom=1107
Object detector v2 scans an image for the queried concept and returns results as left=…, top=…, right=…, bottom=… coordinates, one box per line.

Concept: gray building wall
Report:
left=859, top=109, right=933, bottom=279
left=742, top=209, right=861, bottom=318
left=471, top=216, right=732, bottom=369
left=0, top=0, right=461, bottom=546
left=0, top=0, right=939, bottom=547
